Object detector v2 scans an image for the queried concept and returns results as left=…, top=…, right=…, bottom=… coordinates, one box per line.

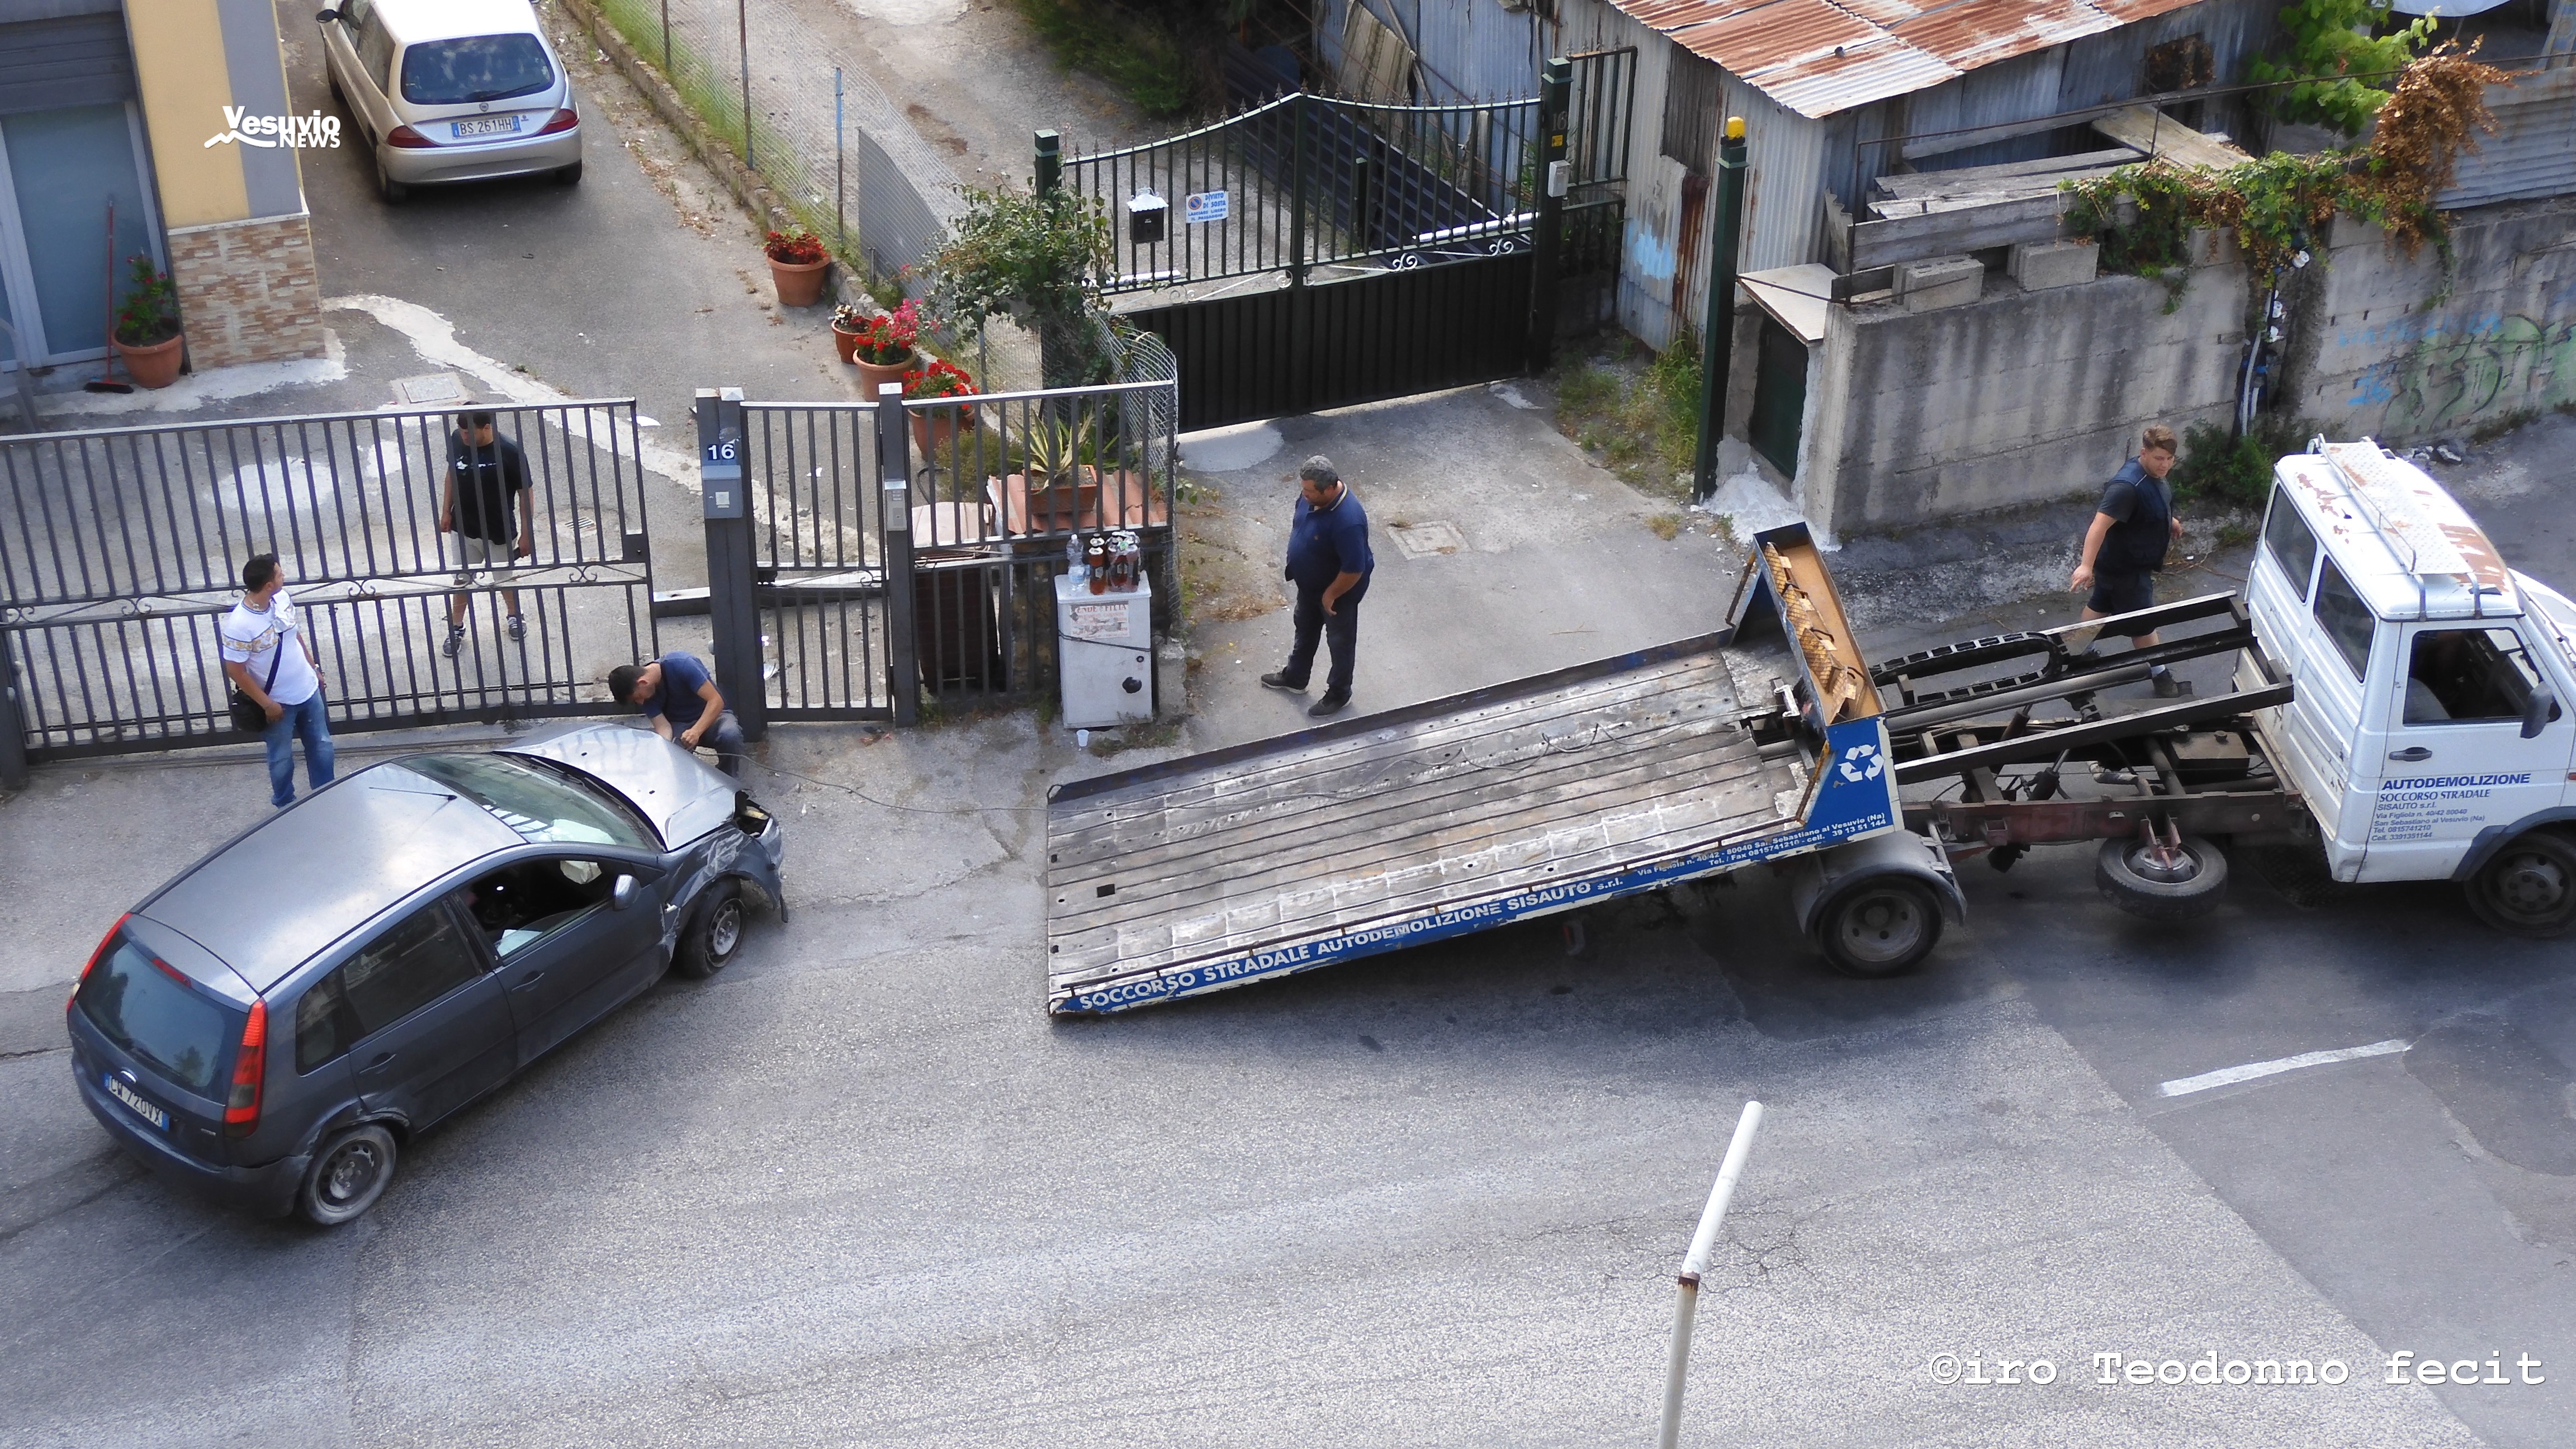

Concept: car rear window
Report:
left=75, top=937, right=238, bottom=1096
left=402, top=753, right=655, bottom=850
left=400, top=33, right=553, bottom=106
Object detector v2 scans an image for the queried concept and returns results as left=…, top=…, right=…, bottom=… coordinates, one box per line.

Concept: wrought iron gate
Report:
left=0, top=404, right=660, bottom=771
left=1062, top=49, right=1632, bottom=432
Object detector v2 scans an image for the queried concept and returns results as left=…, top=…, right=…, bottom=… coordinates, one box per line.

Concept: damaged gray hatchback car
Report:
left=65, top=723, right=784, bottom=1225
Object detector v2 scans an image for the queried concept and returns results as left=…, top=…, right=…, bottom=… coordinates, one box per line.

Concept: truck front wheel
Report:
left=2464, top=831, right=2576, bottom=938
left=1814, top=878, right=1943, bottom=978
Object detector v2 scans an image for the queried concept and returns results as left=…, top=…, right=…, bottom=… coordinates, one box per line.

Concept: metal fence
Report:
left=584, top=0, right=953, bottom=285
left=730, top=365, right=1178, bottom=719
left=1, top=404, right=659, bottom=763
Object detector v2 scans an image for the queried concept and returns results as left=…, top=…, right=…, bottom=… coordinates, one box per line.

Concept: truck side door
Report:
left=2290, top=555, right=2379, bottom=877
left=2359, top=621, right=2575, bottom=882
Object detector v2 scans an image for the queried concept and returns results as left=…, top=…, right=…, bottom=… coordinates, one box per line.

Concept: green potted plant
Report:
left=902, top=358, right=978, bottom=458
left=764, top=226, right=831, bottom=307
left=111, top=255, right=184, bottom=389
left=923, top=184, right=1116, bottom=389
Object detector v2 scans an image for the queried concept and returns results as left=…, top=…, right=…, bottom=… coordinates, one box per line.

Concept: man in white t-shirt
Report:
left=220, top=553, right=336, bottom=807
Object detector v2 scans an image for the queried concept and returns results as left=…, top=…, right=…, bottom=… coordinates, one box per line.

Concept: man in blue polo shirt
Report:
left=1261, top=454, right=1374, bottom=718
left=607, top=651, right=747, bottom=777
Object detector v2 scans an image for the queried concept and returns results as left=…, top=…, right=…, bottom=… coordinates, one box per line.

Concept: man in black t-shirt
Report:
left=438, top=410, right=535, bottom=659
left=2068, top=423, right=2189, bottom=697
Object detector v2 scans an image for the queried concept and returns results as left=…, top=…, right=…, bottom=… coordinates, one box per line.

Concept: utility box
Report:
left=1056, top=572, right=1154, bottom=729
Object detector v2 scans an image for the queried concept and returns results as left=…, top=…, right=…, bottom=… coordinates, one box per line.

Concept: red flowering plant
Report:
left=834, top=299, right=926, bottom=365
left=763, top=227, right=827, bottom=265
left=902, top=359, right=977, bottom=400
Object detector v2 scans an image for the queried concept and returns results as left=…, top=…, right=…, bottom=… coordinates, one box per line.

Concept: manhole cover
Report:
left=1389, top=520, right=1465, bottom=560
left=393, top=372, right=469, bottom=406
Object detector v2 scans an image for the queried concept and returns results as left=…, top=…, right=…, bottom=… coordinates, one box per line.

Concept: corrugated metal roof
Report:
left=1608, top=0, right=2205, bottom=119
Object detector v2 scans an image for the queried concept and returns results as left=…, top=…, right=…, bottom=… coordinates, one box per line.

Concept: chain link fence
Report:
left=586, top=0, right=956, bottom=285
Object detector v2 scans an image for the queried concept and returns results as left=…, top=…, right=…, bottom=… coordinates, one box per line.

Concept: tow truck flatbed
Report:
left=1045, top=530, right=1930, bottom=1013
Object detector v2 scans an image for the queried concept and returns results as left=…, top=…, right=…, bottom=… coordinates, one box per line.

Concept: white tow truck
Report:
left=1042, top=439, right=2576, bottom=1014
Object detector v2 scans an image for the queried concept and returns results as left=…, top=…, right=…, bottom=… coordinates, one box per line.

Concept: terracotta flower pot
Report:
left=855, top=349, right=916, bottom=399
left=113, top=334, right=184, bottom=389
left=769, top=254, right=829, bottom=306
left=911, top=403, right=974, bottom=459
left=831, top=324, right=863, bottom=364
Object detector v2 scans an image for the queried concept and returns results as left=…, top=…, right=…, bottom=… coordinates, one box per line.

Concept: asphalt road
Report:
left=5, top=8, right=2575, bottom=1446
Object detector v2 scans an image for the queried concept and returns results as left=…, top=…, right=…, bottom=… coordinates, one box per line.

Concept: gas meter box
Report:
left=1057, top=572, right=1154, bottom=729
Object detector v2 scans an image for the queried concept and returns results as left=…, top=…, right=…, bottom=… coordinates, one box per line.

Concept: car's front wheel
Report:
left=299, top=1124, right=397, bottom=1225
left=2464, top=829, right=2576, bottom=937
left=673, top=883, right=744, bottom=979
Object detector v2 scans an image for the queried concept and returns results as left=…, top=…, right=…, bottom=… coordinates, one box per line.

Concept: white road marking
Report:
left=2157, top=1038, right=2413, bottom=1098
left=325, top=294, right=704, bottom=490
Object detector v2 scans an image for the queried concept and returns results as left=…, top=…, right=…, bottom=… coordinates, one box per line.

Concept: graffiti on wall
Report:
left=2342, top=291, right=2576, bottom=439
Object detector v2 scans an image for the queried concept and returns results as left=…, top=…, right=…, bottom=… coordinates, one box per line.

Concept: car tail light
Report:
left=223, top=1000, right=267, bottom=1139
left=537, top=107, right=577, bottom=135
left=385, top=124, right=436, bottom=148
left=70, top=913, right=128, bottom=1009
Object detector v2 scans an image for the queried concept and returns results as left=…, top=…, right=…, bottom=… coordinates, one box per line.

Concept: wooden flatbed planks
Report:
left=1045, top=644, right=1797, bottom=994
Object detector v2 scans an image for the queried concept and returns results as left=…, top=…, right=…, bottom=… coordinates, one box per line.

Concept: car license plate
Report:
left=453, top=115, right=522, bottom=138
left=105, top=1073, right=170, bottom=1131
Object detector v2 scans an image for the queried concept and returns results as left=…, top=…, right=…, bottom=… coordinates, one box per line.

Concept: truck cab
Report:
left=2245, top=440, right=2576, bottom=932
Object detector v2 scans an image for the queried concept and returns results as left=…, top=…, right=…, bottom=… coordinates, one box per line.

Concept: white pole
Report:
left=1655, top=1100, right=1765, bottom=1449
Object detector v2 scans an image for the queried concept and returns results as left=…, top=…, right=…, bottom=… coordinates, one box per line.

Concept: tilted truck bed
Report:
left=1043, top=529, right=1901, bottom=1013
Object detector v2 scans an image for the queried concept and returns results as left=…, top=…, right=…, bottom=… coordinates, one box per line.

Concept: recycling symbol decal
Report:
left=1837, top=742, right=1884, bottom=783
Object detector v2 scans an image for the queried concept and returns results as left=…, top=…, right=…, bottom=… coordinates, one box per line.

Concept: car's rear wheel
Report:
left=300, top=1124, right=396, bottom=1226
left=554, top=160, right=584, bottom=187
left=2096, top=833, right=2228, bottom=920
left=673, top=883, right=743, bottom=979
left=2464, top=830, right=2576, bottom=937
left=375, top=156, right=409, bottom=205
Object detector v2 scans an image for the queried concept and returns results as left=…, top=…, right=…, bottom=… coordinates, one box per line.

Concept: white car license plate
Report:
left=453, top=115, right=522, bottom=139
left=105, top=1073, right=170, bottom=1131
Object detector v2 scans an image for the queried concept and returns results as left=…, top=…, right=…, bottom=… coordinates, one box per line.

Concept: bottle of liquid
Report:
left=1066, top=532, right=1083, bottom=584
left=1087, top=535, right=1109, bottom=594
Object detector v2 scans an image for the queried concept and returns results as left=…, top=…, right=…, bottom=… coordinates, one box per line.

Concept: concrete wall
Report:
left=2292, top=197, right=2576, bottom=444
left=1796, top=242, right=2250, bottom=539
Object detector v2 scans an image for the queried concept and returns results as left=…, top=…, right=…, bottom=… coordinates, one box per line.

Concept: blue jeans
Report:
left=263, top=692, right=337, bottom=807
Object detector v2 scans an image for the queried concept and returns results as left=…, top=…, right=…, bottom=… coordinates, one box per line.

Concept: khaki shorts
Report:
left=449, top=533, right=515, bottom=584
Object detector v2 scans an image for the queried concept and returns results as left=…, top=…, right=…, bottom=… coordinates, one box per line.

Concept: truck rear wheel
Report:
left=2464, top=830, right=2576, bottom=938
left=2096, top=834, right=2228, bottom=920
left=1814, top=878, right=1943, bottom=978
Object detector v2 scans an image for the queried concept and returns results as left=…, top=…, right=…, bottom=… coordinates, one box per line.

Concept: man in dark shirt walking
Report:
left=439, top=409, right=535, bottom=659
left=2068, top=423, right=2190, bottom=697
left=1261, top=455, right=1374, bottom=718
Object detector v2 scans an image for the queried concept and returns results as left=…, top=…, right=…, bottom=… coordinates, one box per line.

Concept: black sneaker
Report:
left=506, top=614, right=527, bottom=642
left=441, top=624, right=467, bottom=659
left=1308, top=693, right=1350, bottom=718
left=1261, top=671, right=1306, bottom=693
left=2152, top=673, right=2193, bottom=698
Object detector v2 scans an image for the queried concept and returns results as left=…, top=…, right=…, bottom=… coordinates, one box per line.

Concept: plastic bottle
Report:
left=1066, top=532, right=1083, bottom=584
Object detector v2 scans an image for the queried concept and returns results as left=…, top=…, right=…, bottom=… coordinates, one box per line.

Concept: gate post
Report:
left=1690, top=117, right=1750, bottom=503
left=875, top=382, right=921, bottom=727
left=0, top=634, right=30, bottom=789
left=1528, top=56, right=1572, bottom=373
left=697, top=387, right=768, bottom=742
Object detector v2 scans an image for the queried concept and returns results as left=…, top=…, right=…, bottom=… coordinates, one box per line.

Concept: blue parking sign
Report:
left=1184, top=190, right=1230, bottom=224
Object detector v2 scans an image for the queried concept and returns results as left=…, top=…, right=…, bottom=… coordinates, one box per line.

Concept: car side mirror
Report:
left=2522, top=684, right=2560, bottom=740
left=316, top=7, right=339, bottom=20
left=611, top=874, right=638, bottom=911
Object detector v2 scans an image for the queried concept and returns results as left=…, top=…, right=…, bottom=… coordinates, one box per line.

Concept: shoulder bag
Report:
left=227, top=624, right=288, bottom=733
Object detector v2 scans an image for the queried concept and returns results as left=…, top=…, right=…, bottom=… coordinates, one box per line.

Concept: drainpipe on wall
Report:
left=1690, top=117, right=1748, bottom=503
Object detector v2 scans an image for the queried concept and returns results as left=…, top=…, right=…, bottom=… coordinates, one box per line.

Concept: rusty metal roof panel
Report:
left=1890, top=0, right=2123, bottom=72
left=1604, top=0, right=2191, bottom=117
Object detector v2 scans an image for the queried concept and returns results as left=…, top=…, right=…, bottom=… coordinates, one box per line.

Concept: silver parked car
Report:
left=67, top=724, right=784, bottom=1225
left=316, top=0, right=583, bottom=202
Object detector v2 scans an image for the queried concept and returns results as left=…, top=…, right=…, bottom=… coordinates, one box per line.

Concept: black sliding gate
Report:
left=1062, top=49, right=1630, bottom=433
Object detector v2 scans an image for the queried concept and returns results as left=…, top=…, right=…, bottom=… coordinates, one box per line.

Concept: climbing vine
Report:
left=2063, top=45, right=2510, bottom=280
